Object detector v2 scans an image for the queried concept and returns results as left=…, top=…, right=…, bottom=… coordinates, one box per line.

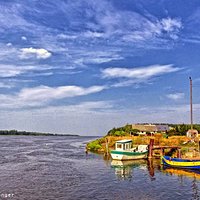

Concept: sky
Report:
left=1, top=0, right=200, bottom=136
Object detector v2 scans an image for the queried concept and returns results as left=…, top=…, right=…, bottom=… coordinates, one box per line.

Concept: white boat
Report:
left=110, top=139, right=148, bottom=160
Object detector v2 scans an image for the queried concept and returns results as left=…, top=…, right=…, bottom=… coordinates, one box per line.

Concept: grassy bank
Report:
left=87, top=134, right=198, bottom=155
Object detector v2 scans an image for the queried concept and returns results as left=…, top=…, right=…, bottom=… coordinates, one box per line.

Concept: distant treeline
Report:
left=107, top=124, right=200, bottom=136
left=168, top=124, right=200, bottom=136
left=0, top=130, right=79, bottom=136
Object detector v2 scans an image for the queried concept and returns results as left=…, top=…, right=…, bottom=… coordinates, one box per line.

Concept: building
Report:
left=131, top=124, right=169, bottom=135
left=186, top=129, right=198, bottom=139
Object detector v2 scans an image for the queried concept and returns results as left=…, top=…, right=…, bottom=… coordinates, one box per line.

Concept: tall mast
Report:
left=189, top=77, right=193, bottom=130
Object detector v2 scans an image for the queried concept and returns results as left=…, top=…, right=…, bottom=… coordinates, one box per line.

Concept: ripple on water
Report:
left=0, top=136, right=199, bottom=200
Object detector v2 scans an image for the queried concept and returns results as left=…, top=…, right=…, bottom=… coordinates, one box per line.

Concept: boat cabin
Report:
left=115, top=139, right=132, bottom=151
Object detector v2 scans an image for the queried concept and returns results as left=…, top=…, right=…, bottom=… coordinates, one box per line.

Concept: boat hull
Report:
left=161, top=156, right=200, bottom=169
left=111, top=150, right=148, bottom=160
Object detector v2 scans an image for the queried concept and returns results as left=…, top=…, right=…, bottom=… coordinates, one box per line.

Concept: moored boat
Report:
left=161, top=156, right=200, bottom=169
left=110, top=139, right=148, bottom=160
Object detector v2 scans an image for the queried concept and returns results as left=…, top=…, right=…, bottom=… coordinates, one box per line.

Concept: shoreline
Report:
left=86, top=135, right=198, bottom=157
left=0, top=130, right=79, bottom=137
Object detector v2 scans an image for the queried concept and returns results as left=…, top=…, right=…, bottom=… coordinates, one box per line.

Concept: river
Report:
left=0, top=136, right=199, bottom=200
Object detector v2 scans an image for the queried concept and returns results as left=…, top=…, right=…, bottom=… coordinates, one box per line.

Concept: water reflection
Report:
left=111, top=158, right=200, bottom=184
left=147, top=159, right=155, bottom=180
left=161, top=167, right=200, bottom=180
left=111, top=160, right=147, bottom=180
left=161, top=167, right=200, bottom=200
left=110, top=158, right=200, bottom=199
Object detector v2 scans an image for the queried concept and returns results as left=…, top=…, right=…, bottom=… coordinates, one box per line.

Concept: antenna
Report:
left=189, top=77, right=193, bottom=130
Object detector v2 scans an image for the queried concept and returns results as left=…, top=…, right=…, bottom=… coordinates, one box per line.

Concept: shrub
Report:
left=108, top=130, right=128, bottom=136
left=87, top=139, right=102, bottom=152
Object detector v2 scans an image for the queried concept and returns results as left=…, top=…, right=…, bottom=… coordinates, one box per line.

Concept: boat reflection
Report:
left=111, top=158, right=200, bottom=181
left=110, top=159, right=164, bottom=181
left=161, top=167, right=200, bottom=199
left=111, top=160, right=147, bottom=180
left=161, top=166, right=200, bottom=180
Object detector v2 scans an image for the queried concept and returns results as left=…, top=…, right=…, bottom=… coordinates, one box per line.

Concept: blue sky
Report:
left=1, top=0, right=200, bottom=135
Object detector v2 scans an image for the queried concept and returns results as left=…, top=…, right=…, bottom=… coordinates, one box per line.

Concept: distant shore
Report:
left=0, top=130, right=79, bottom=137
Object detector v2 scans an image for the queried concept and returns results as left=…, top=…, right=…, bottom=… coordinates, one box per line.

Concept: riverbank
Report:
left=0, top=135, right=198, bottom=200
left=87, top=135, right=198, bottom=156
left=0, top=130, right=79, bottom=137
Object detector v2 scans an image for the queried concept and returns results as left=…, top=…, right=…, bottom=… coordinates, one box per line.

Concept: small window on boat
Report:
left=125, top=143, right=130, bottom=150
left=117, top=144, right=122, bottom=149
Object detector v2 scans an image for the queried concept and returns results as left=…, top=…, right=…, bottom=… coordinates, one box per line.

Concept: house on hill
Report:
left=186, top=129, right=198, bottom=139
left=131, top=124, right=169, bottom=135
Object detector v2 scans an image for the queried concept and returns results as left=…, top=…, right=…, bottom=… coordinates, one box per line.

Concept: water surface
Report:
left=0, top=136, right=199, bottom=200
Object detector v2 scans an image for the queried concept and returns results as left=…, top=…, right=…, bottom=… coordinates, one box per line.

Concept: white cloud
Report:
left=83, top=31, right=105, bottom=38
left=183, top=38, right=200, bottom=44
left=166, top=93, right=184, bottom=100
left=102, top=64, right=181, bottom=79
left=0, top=1, right=184, bottom=73
left=0, top=64, right=53, bottom=78
left=0, top=64, right=28, bottom=77
left=0, top=82, right=14, bottom=88
left=20, top=47, right=52, bottom=59
left=19, top=85, right=105, bottom=102
left=122, top=17, right=182, bottom=43
left=57, top=34, right=77, bottom=40
left=161, top=18, right=182, bottom=32
left=0, top=102, right=199, bottom=136
left=21, top=36, right=27, bottom=41
left=0, top=85, right=106, bottom=109
left=43, top=101, right=114, bottom=113
left=6, top=43, right=12, bottom=47
left=72, top=50, right=123, bottom=66
left=0, top=4, right=31, bottom=30
left=0, top=101, right=117, bottom=135
left=111, top=80, right=145, bottom=88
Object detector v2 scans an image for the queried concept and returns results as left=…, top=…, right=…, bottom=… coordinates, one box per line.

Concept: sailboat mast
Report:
left=190, top=77, right=193, bottom=130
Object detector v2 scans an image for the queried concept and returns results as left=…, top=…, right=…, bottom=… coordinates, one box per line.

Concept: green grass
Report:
left=87, top=139, right=102, bottom=152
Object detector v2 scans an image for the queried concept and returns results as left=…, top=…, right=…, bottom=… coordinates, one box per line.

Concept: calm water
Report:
left=0, top=136, right=199, bottom=200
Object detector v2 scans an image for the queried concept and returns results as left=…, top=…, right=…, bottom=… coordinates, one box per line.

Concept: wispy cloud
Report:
left=0, top=100, right=116, bottom=135
left=0, top=3, right=30, bottom=30
left=43, top=101, right=114, bottom=114
left=166, top=93, right=185, bottom=100
left=83, top=31, right=105, bottom=38
left=182, top=35, right=200, bottom=44
left=0, top=0, right=185, bottom=83
left=0, top=102, right=198, bottom=135
left=19, top=85, right=105, bottom=102
left=0, top=64, right=54, bottom=78
left=0, top=0, right=198, bottom=135
left=102, top=64, right=181, bottom=79
left=0, top=85, right=106, bottom=110
left=161, top=18, right=182, bottom=32
left=123, top=17, right=182, bottom=42
left=72, top=50, right=123, bottom=66
left=0, top=64, right=43, bottom=78
left=57, top=34, right=78, bottom=40
left=0, top=82, right=14, bottom=89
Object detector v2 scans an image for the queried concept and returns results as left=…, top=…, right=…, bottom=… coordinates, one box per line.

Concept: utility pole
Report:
left=189, top=77, right=193, bottom=130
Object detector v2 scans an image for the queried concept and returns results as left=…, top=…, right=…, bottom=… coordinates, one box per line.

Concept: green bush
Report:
left=87, top=140, right=102, bottom=152
left=113, top=131, right=126, bottom=136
